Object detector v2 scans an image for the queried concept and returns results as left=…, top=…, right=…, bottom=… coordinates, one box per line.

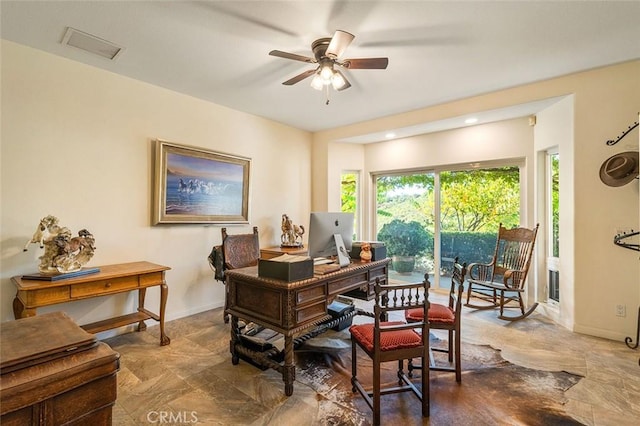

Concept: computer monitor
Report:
left=307, top=212, right=354, bottom=264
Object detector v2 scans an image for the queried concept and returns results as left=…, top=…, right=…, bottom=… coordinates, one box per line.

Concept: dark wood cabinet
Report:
left=1, top=312, right=120, bottom=425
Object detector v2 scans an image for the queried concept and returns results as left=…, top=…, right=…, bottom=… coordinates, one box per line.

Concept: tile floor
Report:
left=105, top=291, right=640, bottom=426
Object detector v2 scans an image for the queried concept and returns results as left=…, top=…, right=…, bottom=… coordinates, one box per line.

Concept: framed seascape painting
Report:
left=153, top=140, right=251, bottom=224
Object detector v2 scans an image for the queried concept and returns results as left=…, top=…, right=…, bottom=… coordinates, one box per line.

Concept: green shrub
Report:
left=377, top=219, right=430, bottom=257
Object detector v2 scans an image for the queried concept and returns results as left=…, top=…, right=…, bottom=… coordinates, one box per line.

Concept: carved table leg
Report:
left=13, top=297, right=36, bottom=319
left=230, top=315, right=240, bottom=365
left=158, top=283, right=170, bottom=346
left=137, top=288, right=148, bottom=332
left=283, top=335, right=295, bottom=396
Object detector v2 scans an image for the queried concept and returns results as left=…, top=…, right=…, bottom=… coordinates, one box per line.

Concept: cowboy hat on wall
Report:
left=599, top=151, right=639, bottom=187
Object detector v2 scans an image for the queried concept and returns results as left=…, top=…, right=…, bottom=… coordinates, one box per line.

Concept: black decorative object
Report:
left=613, top=230, right=640, bottom=252
left=606, top=120, right=639, bottom=146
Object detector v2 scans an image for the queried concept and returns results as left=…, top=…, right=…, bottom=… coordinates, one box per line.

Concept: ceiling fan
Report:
left=269, top=30, right=388, bottom=100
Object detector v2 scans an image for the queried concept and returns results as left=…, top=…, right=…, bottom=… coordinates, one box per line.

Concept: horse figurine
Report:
left=23, top=215, right=64, bottom=251
left=280, top=214, right=304, bottom=247
left=24, top=215, right=96, bottom=274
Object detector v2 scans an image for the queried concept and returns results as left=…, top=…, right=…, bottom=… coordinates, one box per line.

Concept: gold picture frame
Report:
left=153, top=140, right=250, bottom=224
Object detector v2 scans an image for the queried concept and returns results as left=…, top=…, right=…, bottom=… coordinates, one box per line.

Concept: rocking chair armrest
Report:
left=502, top=269, right=527, bottom=289
left=467, top=261, right=493, bottom=281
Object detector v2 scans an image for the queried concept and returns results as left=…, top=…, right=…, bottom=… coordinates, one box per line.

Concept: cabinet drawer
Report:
left=52, top=374, right=116, bottom=424
left=1, top=405, right=32, bottom=426
left=71, top=276, right=139, bottom=298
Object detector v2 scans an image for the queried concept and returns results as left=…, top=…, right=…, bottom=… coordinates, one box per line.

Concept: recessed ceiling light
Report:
left=464, top=118, right=478, bottom=124
left=385, top=132, right=396, bottom=139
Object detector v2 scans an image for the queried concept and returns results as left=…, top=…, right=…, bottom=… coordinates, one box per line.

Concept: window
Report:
left=341, top=171, right=359, bottom=240
left=547, top=151, right=560, bottom=303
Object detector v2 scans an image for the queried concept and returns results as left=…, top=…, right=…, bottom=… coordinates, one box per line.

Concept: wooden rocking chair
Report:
left=465, top=223, right=539, bottom=321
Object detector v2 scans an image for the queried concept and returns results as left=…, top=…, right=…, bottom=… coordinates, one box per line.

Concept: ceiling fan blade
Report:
left=334, top=70, right=351, bottom=91
left=343, top=57, right=389, bottom=69
left=326, top=30, right=354, bottom=58
left=269, top=50, right=315, bottom=63
left=282, top=69, right=317, bottom=85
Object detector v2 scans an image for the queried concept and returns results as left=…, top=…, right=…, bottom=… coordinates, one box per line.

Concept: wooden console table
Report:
left=225, top=258, right=389, bottom=396
left=11, top=261, right=171, bottom=346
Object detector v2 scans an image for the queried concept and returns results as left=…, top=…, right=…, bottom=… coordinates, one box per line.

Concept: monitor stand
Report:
left=333, top=234, right=351, bottom=267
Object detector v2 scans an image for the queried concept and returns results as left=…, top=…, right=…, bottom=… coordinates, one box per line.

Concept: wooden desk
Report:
left=11, top=261, right=171, bottom=346
left=225, top=258, right=390, bottom=396
left=260, top=246, right=308, bottom=259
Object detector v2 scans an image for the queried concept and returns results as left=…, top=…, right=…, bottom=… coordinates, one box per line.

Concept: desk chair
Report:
left=349, top=277, right=430, bottom=426
left=406, top=259, right=467, bottom=383
left=220, top=226, right=260, bottom=323
left=465, top=223, right=539, bottom=321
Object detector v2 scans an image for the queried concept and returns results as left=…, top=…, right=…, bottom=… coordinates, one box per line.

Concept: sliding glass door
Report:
left=375, top=165, right=520, bottom=289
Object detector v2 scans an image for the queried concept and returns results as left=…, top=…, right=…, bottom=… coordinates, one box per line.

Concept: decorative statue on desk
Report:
left=359, top=242, right=372, bottom=262
left=23, top=215, right=96, bottom=274
left=280, top=213, right=304, bottom=247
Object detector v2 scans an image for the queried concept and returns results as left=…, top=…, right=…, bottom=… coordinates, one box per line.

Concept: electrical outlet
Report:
left=615, top=304, right=626, bottom=317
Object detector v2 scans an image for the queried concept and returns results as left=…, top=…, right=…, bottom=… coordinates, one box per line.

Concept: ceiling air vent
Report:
left=61, top=27, right=124, bottom=60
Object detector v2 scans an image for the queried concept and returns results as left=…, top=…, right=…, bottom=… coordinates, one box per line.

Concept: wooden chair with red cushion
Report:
left=349, top=276, right=430, bottom=426
left=406, top=258, right=467, bottom=383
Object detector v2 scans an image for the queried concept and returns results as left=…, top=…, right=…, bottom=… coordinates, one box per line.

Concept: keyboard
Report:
left=313, top=257, right=335, bottom=266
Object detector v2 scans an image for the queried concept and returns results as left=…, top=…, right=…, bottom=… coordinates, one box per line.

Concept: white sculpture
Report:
left=280, top=213, right=304, bottom=247
left=24, top=215, right=96, bottom=274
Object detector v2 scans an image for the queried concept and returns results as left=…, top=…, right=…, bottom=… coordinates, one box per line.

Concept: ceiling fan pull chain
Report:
left=325, top=85, right=330, bottom=105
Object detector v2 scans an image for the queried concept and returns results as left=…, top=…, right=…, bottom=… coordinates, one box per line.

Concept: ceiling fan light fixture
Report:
left=320, top=63, right=334, bottom=83
left=310, top=73, right=324, bottom=90
left=270, top=30, right=387, bottom=102
left=331, top=72, right=347, bottom=90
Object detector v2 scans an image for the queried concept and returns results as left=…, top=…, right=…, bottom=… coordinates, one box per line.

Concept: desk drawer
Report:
left=71, top=276, right=139, bottom=298
left=296, top=284, right=326, bottom=305
left=139, top=271, right=164, bottom=287
left=296, top=301, right=327, bottom=324
left=22, top=286, right=70, bottom=307
left=328, top=273, right=368, bottom=295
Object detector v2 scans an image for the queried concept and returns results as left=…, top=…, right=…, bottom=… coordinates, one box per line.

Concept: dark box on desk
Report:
left=258, top=258, right=314, bottom=282
left=350, top=242, right=387, bottom=261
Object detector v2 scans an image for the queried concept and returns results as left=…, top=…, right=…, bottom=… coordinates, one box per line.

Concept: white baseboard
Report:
left=573, top=324, right=629, bottom=342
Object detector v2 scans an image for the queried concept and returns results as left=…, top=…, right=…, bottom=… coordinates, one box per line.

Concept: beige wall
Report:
left=2, top=39, right=638, bottom=343
left=359, top=117, right=533, bottom=237
left=0, top=41, right=312, bottom=333
left=314, top=61, right=640, bottom=341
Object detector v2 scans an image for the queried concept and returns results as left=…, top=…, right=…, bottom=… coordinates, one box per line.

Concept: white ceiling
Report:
left=2, top=1, right=639, bottom=141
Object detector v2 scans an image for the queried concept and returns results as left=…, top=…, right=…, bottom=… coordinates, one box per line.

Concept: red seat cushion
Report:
left=406, top=303, right=455, bottom=324
left=349, top=321, right=422, bottom=352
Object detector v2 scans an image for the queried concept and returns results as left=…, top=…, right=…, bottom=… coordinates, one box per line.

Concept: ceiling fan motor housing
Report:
left=312, top=38, right=332, bottom=61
